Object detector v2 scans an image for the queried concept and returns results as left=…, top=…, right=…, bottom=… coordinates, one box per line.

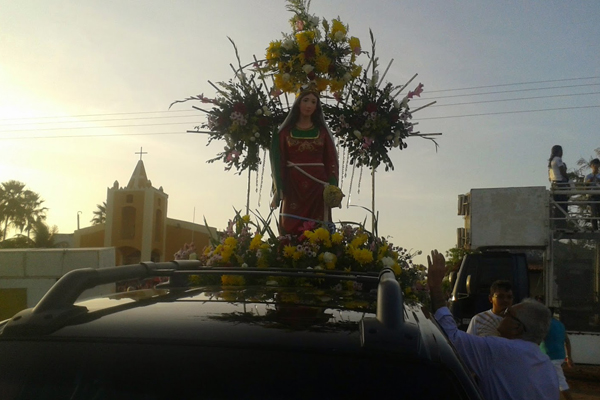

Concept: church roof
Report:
left=127, top=160, right=151, bottom=189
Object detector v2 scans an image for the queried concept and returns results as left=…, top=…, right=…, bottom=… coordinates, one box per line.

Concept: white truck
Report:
left=451, top=185, right=600, bottom=365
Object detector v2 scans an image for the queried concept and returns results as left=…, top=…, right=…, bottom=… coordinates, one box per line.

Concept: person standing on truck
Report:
left=585, top=158, right=600, bottom=231
left=541, top=310, right=574, bottom=400
left=428, top=250, right=558, bottom=400
left=548, top=145, right=569, bottom=229
left=467, top=280, right=513, bottom=337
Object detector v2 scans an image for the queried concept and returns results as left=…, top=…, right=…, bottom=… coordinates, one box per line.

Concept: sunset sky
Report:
left=1, top=1, right=599, bottom=264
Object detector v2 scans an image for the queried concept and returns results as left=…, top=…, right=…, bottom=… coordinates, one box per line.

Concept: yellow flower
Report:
left=351, top=65, right=362, bottom=78
left=330, top=19, right=347, bottom=40
left=332, top=232, right=343, bottom=244
left=352, top=248, right=374, bottom=265
left=350, top=233, right=368, bottom=248
left=242, top=215, right=250, bottom=223
left=224, top=236, right=238, bottom=247
left=349, top=36, right=361, bottom=54
left=329, top=79, right=346, bottom=93
left=377, top=244, right=389, bottom=261
left=295, top=31, right=314, bottom=51
left=249, top=233, right=263, bottom=251
left=315, top=78, right=329, bottom=92
left=222, top=275, right=246, bottom=286
left=391, top=263, right=401, bottom=276
left=315, top=54, right=331, bottom=73
left=266, top=41, right=282, bottom=63
left=283, top=245, right=296, bottom=258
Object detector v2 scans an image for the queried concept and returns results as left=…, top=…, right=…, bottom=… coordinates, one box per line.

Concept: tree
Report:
left=0, top=180, right=48, bottom=241
left=91, top=202, right=107, bottom=225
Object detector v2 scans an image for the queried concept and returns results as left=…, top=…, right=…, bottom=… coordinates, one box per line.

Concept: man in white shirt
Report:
left=467, top=280, right=513, bottom=337
left=585, top=158, right=600, bottom=231
left=427, top=250, right=558, bottom=400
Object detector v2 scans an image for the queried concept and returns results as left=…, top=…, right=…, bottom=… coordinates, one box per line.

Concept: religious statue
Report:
left=270, top=86, right=342, bottom=235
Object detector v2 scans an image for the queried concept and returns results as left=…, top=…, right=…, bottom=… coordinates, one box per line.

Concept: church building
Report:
left=74, top=158, right=215, bottom=265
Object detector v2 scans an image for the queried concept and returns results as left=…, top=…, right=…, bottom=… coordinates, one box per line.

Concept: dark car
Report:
left=0, top=261, right=483, bottom=399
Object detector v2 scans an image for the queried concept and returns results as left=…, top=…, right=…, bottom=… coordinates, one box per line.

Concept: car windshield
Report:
left=0, top=341, right=472, bottom=400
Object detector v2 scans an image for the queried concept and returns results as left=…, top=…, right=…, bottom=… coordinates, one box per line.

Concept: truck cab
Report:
left=448, top=251, right=530, bottom=330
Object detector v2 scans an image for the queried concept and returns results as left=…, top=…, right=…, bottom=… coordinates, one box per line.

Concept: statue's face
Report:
left=299, top=93, right=318, bottom=119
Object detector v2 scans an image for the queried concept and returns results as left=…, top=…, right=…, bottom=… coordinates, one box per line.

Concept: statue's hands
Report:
left=270, top=194, right=280, bottom=210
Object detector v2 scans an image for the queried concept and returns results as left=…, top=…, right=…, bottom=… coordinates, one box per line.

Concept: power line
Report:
left=415, top=83, right=600, bottom=100
left=431, top=91, right=600, bottom=108
left=1, top=77, right=598, bottom=123
left=0, top=109, right=195, bottom=122
left=0, top=114, right=202, bottom=127
left=425, top=76, right=600, bottom=93
left=415, top=105, right=600, bottom=120
left=0, top=121, right=196, bottom=133
left=1, top=104, right=598, bottom=139
left=0, top=131, right=189, bottom=140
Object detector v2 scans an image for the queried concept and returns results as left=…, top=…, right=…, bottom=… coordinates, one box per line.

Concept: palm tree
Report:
left=91, top=202, right=107, bottom=225
left=0, top=180, right=48, bottom=240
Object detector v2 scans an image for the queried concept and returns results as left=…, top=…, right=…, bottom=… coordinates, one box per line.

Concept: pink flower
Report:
left=299, top=220, right=317, bottom=233
left=225, top=150, right=241, bottom=163
left=295, top=19, right=305, bottom=31
left=362, top=137, right=373, bottom=149
left=333, top=92, right=343, bottom=103
left=271, top=88, right=283, bottom=97
left=407, top=83, right=424, bottom=99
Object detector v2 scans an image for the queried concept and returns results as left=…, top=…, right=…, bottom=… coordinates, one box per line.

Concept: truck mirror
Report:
left=449, top=271, right=457, bottom=289
left=466, top=275, right=472, bottom=295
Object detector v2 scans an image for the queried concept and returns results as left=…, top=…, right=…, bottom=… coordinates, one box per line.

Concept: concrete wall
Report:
left=0, top=248, right=116, bottom=318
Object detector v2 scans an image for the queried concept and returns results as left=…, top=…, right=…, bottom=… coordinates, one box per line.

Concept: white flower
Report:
left=353, top=130, right=362, bottom=139
left=386, top=135, right=393, bottom=141
left=282, top=73, right=291, bottom=82
left=254, top=132, right=260, bottom=138
left=241, top=263, right=248, bottom=268
left=262, top=106, right=272, bottom=116
left=334, top=31, right=345, bottom=41
left=302, top=64, right=315, bottom=74
left=282, top=38, right=295, bottom=50
left=310, top=15, right=319, bottom=26
left=393, top=100, right=400, bottom=109
left=381, top=256, right=395, bottom=268
left=343, top=72, right=352, bottom=82
left=323, top=251, right=335, bottom=263
left=255, top=109, right=263, bottom=115
left=250, top=136, right=255, bottom=142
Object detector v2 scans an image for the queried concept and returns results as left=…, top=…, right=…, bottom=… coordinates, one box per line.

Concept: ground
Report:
left=565, top=365, right=600, bottom=400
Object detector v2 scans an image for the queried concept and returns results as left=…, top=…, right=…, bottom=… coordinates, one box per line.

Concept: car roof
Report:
left=0, top=261, right=484, bottom=399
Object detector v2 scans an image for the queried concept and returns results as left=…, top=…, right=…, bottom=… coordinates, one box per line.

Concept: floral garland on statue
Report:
left=262, top=0, right=362, bottom=94
left=175, top=212, right=427, bottom=303
left=323, top=32, right=437, bottom=171
left=170, top=41, right=285, bottom=174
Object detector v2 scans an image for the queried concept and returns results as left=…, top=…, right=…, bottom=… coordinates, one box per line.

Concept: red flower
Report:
left=307, top=71, right=316, bottom=80
left=366, top=102, right=377, bottom=113
left=258, top=117, right=269, bottom=127
left=304, top=44, right=316, bottom=60
left=390, top=112, right=399, bottom=122
left=233, top=102, right=247, bottom=114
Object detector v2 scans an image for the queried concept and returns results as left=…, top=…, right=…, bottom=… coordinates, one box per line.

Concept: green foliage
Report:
left=0, top=180, right=48, bottom=241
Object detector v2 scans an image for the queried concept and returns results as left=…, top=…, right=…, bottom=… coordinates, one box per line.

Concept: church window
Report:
left=121, top=206, right=136, bottom=239
left=154, top=209, right=162, bottom=241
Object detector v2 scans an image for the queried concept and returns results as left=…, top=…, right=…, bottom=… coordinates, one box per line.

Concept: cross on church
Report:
left=135, top=147, right=148, bottom=161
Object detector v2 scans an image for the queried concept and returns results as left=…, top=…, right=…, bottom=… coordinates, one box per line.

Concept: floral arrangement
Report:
left=170, top=38, right=286, bottom=174
left=178, top=212, right=427, bottom=302
left=262, top=0, right=362, bottom=94
left=171, top=76, right=285, bottom=174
